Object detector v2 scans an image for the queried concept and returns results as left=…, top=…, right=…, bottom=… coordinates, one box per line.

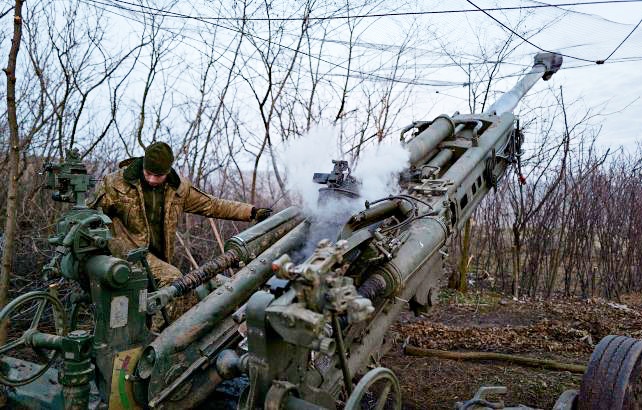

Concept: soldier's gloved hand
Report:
left=251, top=207, right=273, bottom=222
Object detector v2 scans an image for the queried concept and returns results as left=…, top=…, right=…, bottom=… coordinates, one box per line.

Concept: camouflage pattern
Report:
left=88, top=157, right=254, bottom=285
left=142, top=181, right=166, bottom=261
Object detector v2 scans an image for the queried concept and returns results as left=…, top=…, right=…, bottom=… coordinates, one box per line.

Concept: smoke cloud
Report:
left=279, top=126, right=410, bottom=259
left=352, top=136, right=410, bottom=203
left=280, top=126, right=343, bottom=215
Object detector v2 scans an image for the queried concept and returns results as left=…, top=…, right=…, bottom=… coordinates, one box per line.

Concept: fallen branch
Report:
left=404, top=345, right=586, bottom=373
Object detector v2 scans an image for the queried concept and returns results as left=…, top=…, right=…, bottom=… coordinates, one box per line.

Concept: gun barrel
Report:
left=402, top=53, right=561, bottom=168
left=138, top=221, right=309, bottom=377
left=484, top=52, right=563, bottom=115
left=165, top=207, right=304, bottom=297
left=404, top=115, right=456, bottom=167
left=226, top=206, right=304, bottom=262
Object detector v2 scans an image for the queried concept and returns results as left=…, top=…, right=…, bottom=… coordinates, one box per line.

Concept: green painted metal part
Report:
left=2, top=53, right=569, bottom=410
left=4, top=151, right=150, bottom=409
left=0, top=292, right=94, bottom=409
left=58, top=331, right=94, bottom=410
left=138, top=221, right=309, bottom=409
left=225, top=206, right=303, bottom=263
left=43, top=148, right=93, bottom=207
left=82, top=252, right=150, bottom=403
left=404, top=114, right=456, bottom=167
left=344, top=367, right=401, bottom=410
left=41, top=150, right=111, bottom=285
left=0, top=290, right=67, bottom=387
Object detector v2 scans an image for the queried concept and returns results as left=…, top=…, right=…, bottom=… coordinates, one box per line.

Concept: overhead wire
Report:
left=79, top=0, right=464, bottom=91
left=103, top=0, right=642, bottom=68
left=80, top=0, right=467, bottom=87
left=66, top=0, right=642, bottom=98
left=89, top=0, right=642, bottom=66
left=68, top=0, right=642, bottom=104
left=465, top=0, right=598, bottom=63
left=601, top=17, right=642, bottom=62
left=464, top=1, right=642, bottom=65
left=104, top=0, right=642, bottom=22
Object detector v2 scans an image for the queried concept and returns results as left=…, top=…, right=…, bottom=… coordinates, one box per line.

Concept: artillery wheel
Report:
left=345, top=367, right=401, bottom=410
left=578, top=335, right=642, bottom=410
left=0, top=291, right=67, bottom=386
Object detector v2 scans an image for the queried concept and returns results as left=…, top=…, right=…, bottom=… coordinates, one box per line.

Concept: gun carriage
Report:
left=1, top=53, right=641, bottom=410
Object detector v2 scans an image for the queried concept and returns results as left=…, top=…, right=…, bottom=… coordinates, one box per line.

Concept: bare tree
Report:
left=1, top=0, right=24, bottom=342
left=239, top=0, right=314, bottom=204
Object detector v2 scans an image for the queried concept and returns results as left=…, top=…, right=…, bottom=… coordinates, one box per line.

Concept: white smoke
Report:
left=281, top=126, right=410, bottom=213
left=279, top=126, right=410, bottom=258
left=281, top=126, right=343, bottom=215
left=352, top=138, right=410, bottom=203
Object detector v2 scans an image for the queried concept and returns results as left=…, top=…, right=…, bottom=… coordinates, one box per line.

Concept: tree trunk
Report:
left=450, top=219, right=471, bottom=292
left=404, top=345, right=586, bottom=373
left=512, top=225, right=521, bottom=299
left=1, top=0, right=25, bottom=343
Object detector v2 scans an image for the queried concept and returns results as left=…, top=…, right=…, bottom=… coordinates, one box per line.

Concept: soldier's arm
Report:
left=183, top=185, right=254, bottom=221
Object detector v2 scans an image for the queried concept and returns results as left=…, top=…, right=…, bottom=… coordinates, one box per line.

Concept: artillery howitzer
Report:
left=2, top=53, right=641, bottom=410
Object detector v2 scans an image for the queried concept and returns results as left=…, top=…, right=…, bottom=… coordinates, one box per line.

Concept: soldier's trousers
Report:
left=147, top=253, right=182, bottom=287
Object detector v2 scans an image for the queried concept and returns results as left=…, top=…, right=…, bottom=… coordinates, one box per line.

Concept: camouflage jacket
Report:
left=88, top=157, right=253, bottom=262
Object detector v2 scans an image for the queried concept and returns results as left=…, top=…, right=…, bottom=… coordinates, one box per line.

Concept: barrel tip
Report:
left=534, top=52, right=563, bottom=81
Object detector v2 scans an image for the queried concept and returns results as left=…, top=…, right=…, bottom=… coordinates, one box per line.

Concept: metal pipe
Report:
left=484, top=52, right=562, bottom=115
left=366, top=215, right=449, bottom=298
left=153, top=207, right=304, bottom=299
left=426, top=149, right=454, bottom=169
left=331, top=313, right=352, bottom=395
left=139, top=222, right=309, bottom=377
left=404, top=115, right=456, bottom=166
left=339, top=200, right=402, bottom=239
left=226, top=206, right=303, bottom=262
left=441, top=113, right=515, bottom=189
left=28, top=332, right=63, bottom=350
left=86, top=255, right=131, bottom=288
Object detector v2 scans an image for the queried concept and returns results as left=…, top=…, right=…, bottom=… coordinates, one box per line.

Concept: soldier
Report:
left=88, top=142, right=271, bottom=319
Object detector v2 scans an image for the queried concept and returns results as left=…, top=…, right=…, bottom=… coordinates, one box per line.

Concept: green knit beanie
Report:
left=143, top=142, right=174, bottom=175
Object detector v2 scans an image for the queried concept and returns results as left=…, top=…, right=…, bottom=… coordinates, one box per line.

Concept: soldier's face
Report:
left=143, top=169, right=168, bottom=187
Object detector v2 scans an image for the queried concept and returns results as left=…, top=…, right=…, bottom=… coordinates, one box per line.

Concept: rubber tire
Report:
left=578, top=335, right=642, bottom=410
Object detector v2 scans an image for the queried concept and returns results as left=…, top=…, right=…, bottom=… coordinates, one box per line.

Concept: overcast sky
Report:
left=426, top=0, right=642, bottom=149
left=556, top=0, right=642, bottom=148
left=4, top=0, right=640, bottom=159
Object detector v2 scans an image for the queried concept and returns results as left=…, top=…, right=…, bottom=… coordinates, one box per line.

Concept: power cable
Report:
left=107, top=0, right=642, bottom=22
left=600, top=17, right=642, bottom=63
left=75, top=0, right=642, bottom=94
left=83, top=0, right=463, bottom=90
left=81, top=0, right=466, bottom=87
left=104, top=0, right=642, bottom=68
left=465, top=0, right=598, bottom=63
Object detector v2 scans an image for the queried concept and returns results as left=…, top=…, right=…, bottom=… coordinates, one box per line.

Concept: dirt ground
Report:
left=381, top=290, right=642, bottom=410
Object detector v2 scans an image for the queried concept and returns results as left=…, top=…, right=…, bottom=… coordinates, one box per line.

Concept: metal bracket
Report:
left=412, top=179, right=453, bottom=197
left=455, top=386, right=506, bottom=409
